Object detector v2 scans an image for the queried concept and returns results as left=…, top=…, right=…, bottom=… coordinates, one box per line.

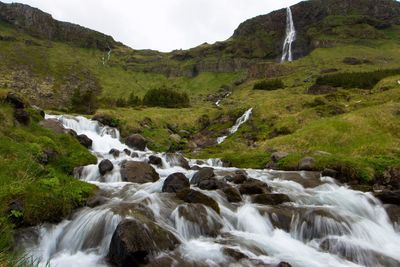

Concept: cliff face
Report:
left=0, top=1, right=118, bottom=50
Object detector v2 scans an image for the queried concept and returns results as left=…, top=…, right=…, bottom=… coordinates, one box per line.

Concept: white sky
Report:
left=3, top=0, right=303, bottom=51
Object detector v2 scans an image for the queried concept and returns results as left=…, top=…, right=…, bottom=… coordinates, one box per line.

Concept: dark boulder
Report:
left=162, top=173, right=190, bottom=193
left=108, top=218, right=179, bottom=267
left=120, top=161, right=159, bottom=184
left=198, top=178, right=229, bottom=191
left=298, top=157, right=316, bottom=171
left=191, top=167, right=215, bottom=185
left=222, top=187, right=242, bottom=203
left=14, top=109, right=30, bottom=125
left=92, top=114, right=118, bottom=127
left=148, top=155, right=162, bottom=167
left=123, top=149, right=131, bottom=156
left=322, top=168, right=338, bottom=178
left=39, top=149, right=57, bottom=165
left=125, top=134, right=147, bottom=151
left=374, top=190, right=400, bottom=205
left=77, top=134, right=92, bottom=148
left=271, top=151, right=289, bottom=162
left=177, top=189, right=219, bottom=214
left=253, top=193, right=291, bottom=205
left=99, top=159, right=114, bottom=175
left=277, top=262, right=292, bottom=267
left=109, top=149, right=120, bottom=158
left=165, top=153, right=190, bottom=169
left=239, top=178, right=270, bottom=195
left=5, top=92, right=25, bottom=108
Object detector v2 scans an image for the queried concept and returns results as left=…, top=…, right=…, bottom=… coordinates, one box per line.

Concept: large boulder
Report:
left=125, top=134, right=147, bottom=151
left=252, top=193, right=291, bottom=205
left=148, top=155, right=162, bottom=167
left=165, top=153, right=190, bottom=169
left=5, top=92, right=25, bottom=109
left=177, top=189, right=219, bottom=214
left=190, top=167, right=215, bottom=185
left=374, top=190, right=400, bottom=205
left=198, top=178, right=228, bottom=191
left=298, top=157, right=316, bottom=171
left=120, top=161, right=159, bottom=183
left=222, top=187, right=242, bottom=203
left=99, top=159, right=114, bottom=175
left=108, top=218, right=179, bottom=267
left=162, top=173, right=190, bottom=193
left=239, top=178, right=270, bottom=195
left=77, top=134, right=93, bottom=148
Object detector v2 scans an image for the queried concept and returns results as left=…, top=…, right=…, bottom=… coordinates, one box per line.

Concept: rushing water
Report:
left=281, top=7, right=296, bottom=63
left=19, top=115, right=400, bottom=267
left=217, top=108, right=253, bottom=144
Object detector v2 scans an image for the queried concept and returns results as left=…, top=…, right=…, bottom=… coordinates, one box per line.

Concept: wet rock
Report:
left=177, top=189, right=220, bottom=214
left=14, top=109, right=30, bottom=125
left=162, top=173, right=190, bottom=193
left=374, top=190, right=400, bottom=205
left=175, top=203, right=222, bottom=237
left=86, top=196, right=108, bottom=208
left=253, top=193, right=291, bottom=205
left=191, top=167, right=215, bottom=185
left=148, top=155, right=162, bottom=167
left=230, top=173, right=248, bottom=184
left=77, top=134, right=92, bottom=148
left=131, top=152, right=139, bottom=158
left=271, top=151, right=289, bottom=162
left=385, top=205, right=400, bottom=225
left=271, top=171, right=322, bottom=188
left=108, top=218, right=179, bottom=267
left=239, top=178, right=270, bottom=195
left=5, top=92, right=25, bottom=109
left=298, top=157, right=316, bottom=171
left=125, top=134, right=147, bottom=151
left=99, top=159, right=114, bottom=175
left=190, top=165, right=201, bottom=171
left=111, top=203, right=155, bottom=220
left=73, top=166, right=85, bottom=179
left=222, top=187, right=242, bottom=202
left=223, top=247, right=248, bottom=261
left=198, top=178, right=228, bottom=191
left=165, top=153, right=190, bottom=169
left=123, top=149, right=131, bottom=156
left=277, top=262, right=292, bottom=267
left=120, top=161, right=159, bottom=184
left=92, top=114, right=118, bottom=127
left=322, top=168, right=338, bottom=178
left=377, top=167, right=400, bottom=190
left=109, top=149, right=120, bottom=158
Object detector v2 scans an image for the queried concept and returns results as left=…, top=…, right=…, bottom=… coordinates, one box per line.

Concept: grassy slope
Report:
left=0, top=90, right=97, bottom=260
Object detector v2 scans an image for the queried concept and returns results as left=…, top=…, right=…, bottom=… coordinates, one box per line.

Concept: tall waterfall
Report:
left=281, top=7, right=296, bottom=63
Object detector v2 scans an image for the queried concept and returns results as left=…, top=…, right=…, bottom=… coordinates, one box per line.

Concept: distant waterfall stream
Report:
left=17, top=114, right=400, bottom=267
left=217, top=108, right=253, bottom=144
left=281, top=7, right=296, bottom=63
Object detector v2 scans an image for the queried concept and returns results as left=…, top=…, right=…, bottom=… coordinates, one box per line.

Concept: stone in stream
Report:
left=239, top=178, right=270, bottom=195
left=148, top=155, right=162, bottom=167
left=252, top=193, right=291, bottom=205
left=374, top=190, right=400, bottom=205
left=120, top=161, right=159, bottom=184
left=190, top=167, right=215, bottom=185
left=77, top=134, right=92, bottom=148
left=298, top=157, right=316, bottom=171
left=123, top=148, right=131, bottom=156
left=162, top=173, right=190, bottom=193
left=165, top=153, right=190, bottom=169
left=108, top=218, right=180, bottom=267
left=277, top=262, right=292, bottom=267
left=98, top=159, right=114, bottom=175
left=176, top=189, right=220, bottom=214
left=222, top=186, right=242, bottom=203
left=125, top=134, right=147, bottom=151
left=109, top=149, right=120, bottom=158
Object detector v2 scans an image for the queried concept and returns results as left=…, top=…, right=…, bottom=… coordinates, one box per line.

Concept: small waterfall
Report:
left=217, top=108, right=253, bottom=144
left=281, top=7, right=296, bottom=63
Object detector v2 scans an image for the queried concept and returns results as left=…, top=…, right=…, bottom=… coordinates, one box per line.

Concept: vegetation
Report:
left=142, top=86, right=190, bottom=108
left=70, top=89, right=99, bottom=114
left=253, top=79, right=284, bottom=91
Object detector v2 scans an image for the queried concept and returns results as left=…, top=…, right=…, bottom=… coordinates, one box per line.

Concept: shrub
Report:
left=143, top=86, right=190, bottom=108
left=253, top=79, right=284, bottom=91
left=315, top=68, right=400, bottom=89
left=70, top=89, right=98, bottom=114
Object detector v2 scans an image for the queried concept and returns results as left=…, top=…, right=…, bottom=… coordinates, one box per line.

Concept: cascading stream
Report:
left=19, top=114, right=400, bottom=267
left=217, top=108, right=253, bottom=144
left=281, top=7, right=296, bottom=63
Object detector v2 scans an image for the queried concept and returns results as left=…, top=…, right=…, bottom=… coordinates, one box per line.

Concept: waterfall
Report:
left=18, top=114, right=400, bottom=267
left=217, top=108, right=253, bottom=144
left=281, top=7, right=296, bottom=63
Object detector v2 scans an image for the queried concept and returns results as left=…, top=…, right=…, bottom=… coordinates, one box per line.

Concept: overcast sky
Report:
left=3, top=0, right=303, bottom=51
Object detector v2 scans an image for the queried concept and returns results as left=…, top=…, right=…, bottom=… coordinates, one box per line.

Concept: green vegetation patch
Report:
left=253, top=79, right=284, bottom=91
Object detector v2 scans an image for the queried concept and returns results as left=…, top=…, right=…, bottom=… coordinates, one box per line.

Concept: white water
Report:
left=217, top=108, right=253, bottom=144
left=281, top=7, right=296, bottom=63
left=20, top=115, right=400, bottom=267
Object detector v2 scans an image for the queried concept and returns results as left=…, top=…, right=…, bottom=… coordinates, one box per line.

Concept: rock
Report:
left=169, top=133, right=181, bottom=143
left=108, top=218, right=179, bottom=267
left=162, top=173, right=190, bottom=193
left=39, top=149, right=57, bottom=164
left=271, top=171, right=322, bottom=188
left=191, top=167, right=215, bottom=185
left=271, top=151, right=289, bottom=162
left=198, top=178, right=228, bottom=191
left=5, top=92, right=25, bottom=108
left=322, top=168, right=338, bottom=178
left=86, top=196, right=108, bottom=208
left=14, top=109, right=30, bottom=125
left=109, top=149, right=120, bottom=158
left=222, top=187, right=242, bottom=203
left=307, top=85, right=337, bottom=95
left=77, top=134, right=92, bottom=148
left=99, top=159, right=113, bottom=175
left=40, top=119, right=66, bottom=134
left=73, top=166, right=85, bottom=179
left=123, top=149, right=131, bottom=156
left=230, top=173, right=248, bottom=184
left=177, top=189, right=220, bottom=214
left=32, top=105, right=45, bottom=118
left=148, top=155, right=162, bottom=167
left=92, top=114, right=118, bottom=127
left=165, top=153, right=190, bottom=169
left=374, top=190, right=400, bottom=205
left=277, top=262, right=292, bottom=267
left=253, top=193, right=291, bottom=205
left=298, top=157, right=316, bottom=171
left=120, top=161, right=159, bottom=184
left=239, top=178, right=270, bottom=195
left=125, top=134, right=147, bottom=151
left=223, top=248, right=248, bottom=261
left=174, top=203, right=222, bottom=237
left=378, top=167, right=400, bottom=190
